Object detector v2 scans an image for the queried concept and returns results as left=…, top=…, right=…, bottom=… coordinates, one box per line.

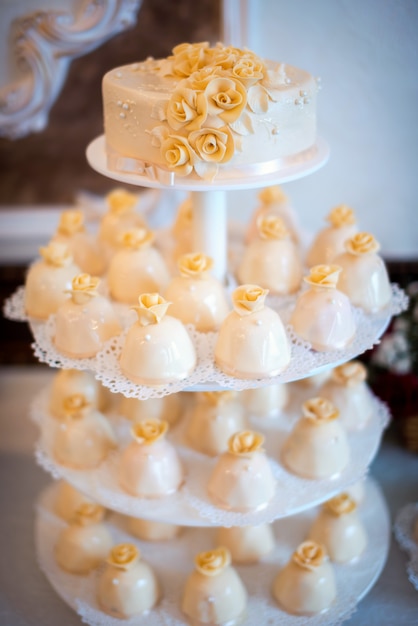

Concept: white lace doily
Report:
left=393, top=502, right=418, bottom=590
left=31, top=384, right=390, bottom=526
left=24, top=283, right=407, bottom=398
left=34, top=477, right=390, bottom=626
left=2, top=285, right=28, bottom=321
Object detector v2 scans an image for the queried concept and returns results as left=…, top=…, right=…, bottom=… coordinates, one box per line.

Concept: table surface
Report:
left=0, top=366, right=417, bottom=626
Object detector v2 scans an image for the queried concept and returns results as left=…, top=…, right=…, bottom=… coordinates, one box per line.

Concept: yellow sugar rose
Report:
left=170, top=42, right=212, bottom=78
left=327, top=204, right=356, bottom=227
left=293, top=541, right=326, bottom=571
left=161, top=134, right=196, bottom=177
left=331, top=360, right=367, bottom=387
left=63, top=393, right=90, bottom=418
left=40, top=241, right=73, bottom=267
left=324, top=493, right=357, bottom=516
left=195, top=547, right=231, bottom=576
left=107, top=543, right=140, bottom=570
left=178, top=252, right=214, bottom=277
left=167, top=87, right=208, bottom=131
left=258, top=185, right=288, bottom=206
left=106, top=189, right=138, bottom=214
left=231, top=58, right=265, bottom=88
left=304, top=264, right=342, bottom=288
left=257, top=214, right=290, bottom=240
left=69, top=273, right=100, bottom=296
left=232, top=284, right=268, bottom=315
left=73, top=502, right=105, bottom=526
left=203, top=77, right=247, bottom=124
left=302, top=397, right=340, bottom=423
left=57, top=209, right=85, bottom=236
left=131, top=419, right=168, bottom=445
left=133, top=293, right=171, bottom=326
left=188, top=126, right=235, bottom=164
left=120, top=228, right=154, bottom=249
left=345, top=232, right=380, bottom=255
left=228, top=430, right=264, bottom=456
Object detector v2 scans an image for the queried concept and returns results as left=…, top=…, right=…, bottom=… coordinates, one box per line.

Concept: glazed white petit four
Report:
left=243, top=383, right=289, bottom=418
left=215, top=284, right=291, bottom=378
left=119, top=419, right=183, bottom=498
left=120, top=293, right=196, bottom=385
left=345, top=479, right=365, bottom=504
left=318, top=361, right=374, bottom=430
left=238, top=215, right=303, bottom=295
left=216, top=524, right=275, bottom=564
left=53, top=209, right=106, bottom=276
left=127, top=517, right=181, bottom=541
left=55, top=503, right=112, bottom=575
left=49, top=368, right=103, bottom=420
left=290, top=265, right=356, bottom=351
left=54, top=273, right=121, bottom=359
left=186, top=391, right=247, bottom=456
left=306, top=204, right=357, bottom=267
left=118, top=392, right=182, bottom=426
left=208, top=430, right=276, bottom=512
left=98, top=188, right=145, bottom=257
left=246, top=186, right=300, bottom=244
left=165, top=252, right=230, bottom=332
left=53, top=393, right=116, bottom=469
left=334, top=232, right=392, bottom=313
left=53, top=480, right=95, bottom=522
left=273, top=540, right=336, bottom=615
left=182, top=547, right=247, bottom=625
left=108, top=228, right=170, bottom=304
left=281, top=397, right=350, bottom=479
left=97, top=543, right=160, bottom=618
left=24, top=242, right=80, bottom=320
left=307, top=493, right=367, bottom=563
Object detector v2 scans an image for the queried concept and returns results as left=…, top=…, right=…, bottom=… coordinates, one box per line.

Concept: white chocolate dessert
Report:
left=54, top=274, right=121, bottom=359
left=165, top=253, right=230, bottom=332
left=120, top=293, right=196, bottom=385
left=216, top=524, right=275, bottom=564
left=306, top=204, right=357, bottom=267
left=127, top=517, right=181, bottom=541
left=238, top=215, right=303, bottom=294
left=273, top=541, right=336, bottom=615
left=103, top=43, right=318, bottom=183
left=119, top=419, right=183, bottom=498
left=246, top=185, right=301, bottom=243
left=53, top=480, right=95, bottom=522
left=52, top=209, right=106, bottom=276
left=24, top=242, right=80, bottom=320
left=182, top=547, right=247, bottom=625
left=319, top=361, right=374, bottom=430
left=335, top=232, right=392, bottom=313
left=97, top=543, right=160, bottom=618
left=290, top=265, right=356, bottom=351
left=282, top=397, right=350, bottom=479
left=242, top=382, right=289, bottom=418
left=108, top=228, right=170, bottom=304
left=53, top=393, right=117, bottom=469
left=55, top=503, right=112, bottom=575
left=118, top=392, right=182, bottom=426
left=49, top=368, right=103, bottom=420
left=98, top=188, right=145, bottom=255
left=186, top=390, right=246, bottom=456
left=208, top=430, right=276, bottom=512
left=345, top=479, right=366, bottom=504
left=215, top=284, right=291, bottom=379
left=307, top=493, right=367, bottom=563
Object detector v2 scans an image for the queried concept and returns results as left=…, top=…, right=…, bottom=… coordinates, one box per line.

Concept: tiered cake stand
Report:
left=5, top=134, right=407, bottom=625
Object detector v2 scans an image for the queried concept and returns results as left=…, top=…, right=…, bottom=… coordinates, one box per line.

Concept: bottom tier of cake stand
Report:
left=35, top=477, right=389, bottom=626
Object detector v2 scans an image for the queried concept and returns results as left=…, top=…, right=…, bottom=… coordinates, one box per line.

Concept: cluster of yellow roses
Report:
left=152, top=42, right=272, bottom=179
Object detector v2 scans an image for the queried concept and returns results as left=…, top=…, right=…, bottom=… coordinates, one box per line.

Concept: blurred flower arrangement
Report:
left=369, top=281, right=418, bottom=451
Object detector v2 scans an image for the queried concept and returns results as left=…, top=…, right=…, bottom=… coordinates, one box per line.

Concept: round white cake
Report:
left=102, top=42, right=318, bottom=182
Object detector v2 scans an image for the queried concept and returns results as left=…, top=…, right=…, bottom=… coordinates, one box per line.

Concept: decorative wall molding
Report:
left=0, top=0, right=142, bottom=139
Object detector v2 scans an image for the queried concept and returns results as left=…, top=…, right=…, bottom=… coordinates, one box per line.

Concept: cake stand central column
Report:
left=190, top=190, right=227, bottom=282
